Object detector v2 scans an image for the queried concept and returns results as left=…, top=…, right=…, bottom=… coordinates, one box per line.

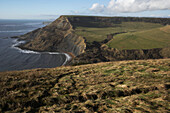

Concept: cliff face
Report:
left=67, top=16, right=170, bottom=27
left=17, top=16, right=86, bottom=56
left=71, top=42, right=170, bottom=65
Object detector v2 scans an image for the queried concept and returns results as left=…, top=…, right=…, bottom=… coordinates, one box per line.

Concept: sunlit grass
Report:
left=75, top=22, right=163, bottom=43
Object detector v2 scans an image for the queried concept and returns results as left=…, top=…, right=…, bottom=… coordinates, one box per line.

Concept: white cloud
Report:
left=71, top=10, right=80, bottom=14
left=150, top=14, right=166, bottom=17
left=89, top=3, right=105, bottom=13
left=90, top=0, right=170, bottom=13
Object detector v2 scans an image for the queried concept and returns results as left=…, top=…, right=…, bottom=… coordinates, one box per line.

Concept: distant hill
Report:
left=0, top=59, right=169, bottom=112
left=14, top=16, right=170, bottom=64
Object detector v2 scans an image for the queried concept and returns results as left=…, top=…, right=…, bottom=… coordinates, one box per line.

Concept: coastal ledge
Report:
left=14, top=16, right=86, bottom=57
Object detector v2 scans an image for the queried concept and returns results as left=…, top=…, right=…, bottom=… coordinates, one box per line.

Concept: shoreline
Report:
left=11, top=38, right=73, bottom=66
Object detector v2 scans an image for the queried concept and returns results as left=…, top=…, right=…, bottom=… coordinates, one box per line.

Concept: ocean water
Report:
left=0, top=19, right=68, bottom=72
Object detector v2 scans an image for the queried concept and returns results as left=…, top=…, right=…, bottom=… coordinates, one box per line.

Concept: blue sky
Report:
left=0, top=0, right=170, bottom=19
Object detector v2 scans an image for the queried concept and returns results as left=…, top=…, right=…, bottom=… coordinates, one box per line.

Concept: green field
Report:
left=75, top=22, right=163, bottom=43
left=107, top=26, right=170, bottom=50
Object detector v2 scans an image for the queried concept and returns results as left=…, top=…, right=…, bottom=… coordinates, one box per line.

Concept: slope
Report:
left=75, top=22, right=163, bottom=43
left=0, top=59, right=169, bottom=112
left=107, top=25, right=170, bottom=50
left=15, top=16, right=86, bottom=56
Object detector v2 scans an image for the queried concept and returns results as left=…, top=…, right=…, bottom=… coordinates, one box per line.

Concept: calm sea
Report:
left=0, top=19, right=67, bottom=72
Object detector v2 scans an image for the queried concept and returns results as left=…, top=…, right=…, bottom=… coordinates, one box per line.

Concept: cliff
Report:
left=15, top=16, right=170, bottom=64
left=66, top=16, right=170, bottom=27
left=17, top=16, right=86, bottom=56
left=71, top=42, right=170, bottom=65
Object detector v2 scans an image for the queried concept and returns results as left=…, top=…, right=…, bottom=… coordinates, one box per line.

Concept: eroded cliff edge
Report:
left=16, top=16, right=86, bottom=56
left=14, top=16, right=170, bottom=65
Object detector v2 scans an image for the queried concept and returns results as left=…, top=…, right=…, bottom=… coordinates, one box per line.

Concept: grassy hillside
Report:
left=107, top=26, right=170, bottom=50
left=160, top=25, right=170, bottom=33
left=0, top=59, right=169, bottom=112
left=75, top=22, right=163, bottom=43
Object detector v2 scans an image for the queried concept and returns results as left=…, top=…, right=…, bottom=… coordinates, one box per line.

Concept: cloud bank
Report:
left=90, top=0, right=170, bottom=14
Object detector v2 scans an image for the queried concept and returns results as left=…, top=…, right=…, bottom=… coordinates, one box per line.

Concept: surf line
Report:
left=11, top=39, right=72, bottom=66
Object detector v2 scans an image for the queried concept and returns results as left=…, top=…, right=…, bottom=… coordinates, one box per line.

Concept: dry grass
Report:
left=160, top=25, right=170, bottom=33
left=0, top=59, right=170, bottom=112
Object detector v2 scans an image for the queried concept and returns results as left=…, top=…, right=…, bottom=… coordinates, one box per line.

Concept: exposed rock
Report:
left=16, top=16, right=86, bottom=56
left=71, top=43, right=170, bottom=65
left=160, top=47, right=170, bottom=58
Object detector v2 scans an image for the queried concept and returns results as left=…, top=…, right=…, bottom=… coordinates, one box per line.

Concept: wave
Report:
left=15, top=47, right=40, bottom=54
left=1, top=22, right=43, bottom=27
left=23, top=22, right=42, bottom=26
left=62, top=53, right=72, bottom=65
left=0, top=30, right=31, bottom=33
left=12, top=39, right=25, bottom=46
left=1, top=24, right=20, bottom=27
left=11, top=39, right=72, bottom=65
left=11, top=39, right=39, bottom=54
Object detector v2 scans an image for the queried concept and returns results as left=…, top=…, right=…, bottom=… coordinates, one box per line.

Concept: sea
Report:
left=0, top=19, right=69, bottom=72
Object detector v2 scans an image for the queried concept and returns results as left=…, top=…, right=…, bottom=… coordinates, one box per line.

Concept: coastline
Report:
left=63, top=52, right=75, bottom=65
left=11, top=38, right=72, bottom=66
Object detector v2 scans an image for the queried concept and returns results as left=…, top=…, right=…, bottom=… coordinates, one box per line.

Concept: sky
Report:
left=0, top=0, right=170, bottom=20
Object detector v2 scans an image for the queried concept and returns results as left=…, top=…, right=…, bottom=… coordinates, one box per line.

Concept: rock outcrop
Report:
left=71, top=42, right=170, bottom=65
left=17, top=16, right=86, bottom=56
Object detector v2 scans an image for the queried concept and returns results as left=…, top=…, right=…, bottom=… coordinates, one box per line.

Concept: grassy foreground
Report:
left=0, top=59, right=170, bottom=112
